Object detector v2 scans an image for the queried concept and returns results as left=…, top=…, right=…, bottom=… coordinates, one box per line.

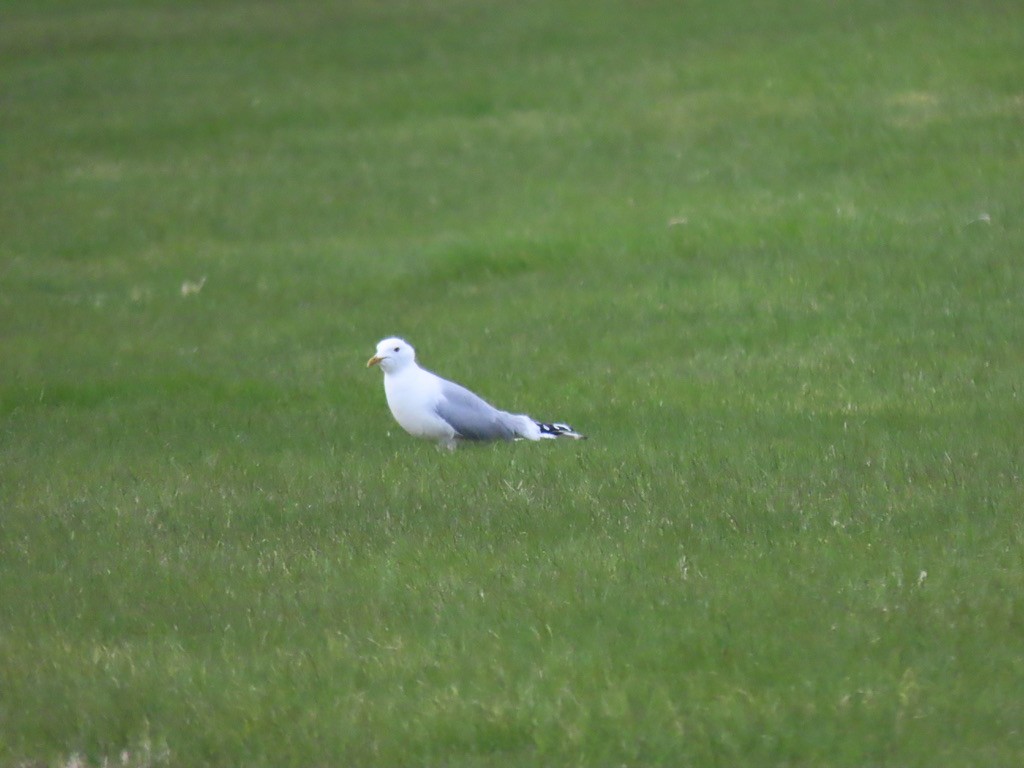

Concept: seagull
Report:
left=367, top=337, right=585, bottom=450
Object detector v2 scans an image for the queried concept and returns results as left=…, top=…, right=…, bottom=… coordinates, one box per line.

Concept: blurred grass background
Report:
left=2, top=1, right=1023, bottom=765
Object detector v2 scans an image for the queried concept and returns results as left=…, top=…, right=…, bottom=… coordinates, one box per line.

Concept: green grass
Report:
left=3, top=0, right=1024, bottom=765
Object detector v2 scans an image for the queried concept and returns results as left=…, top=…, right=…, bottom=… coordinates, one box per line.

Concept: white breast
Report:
left=383, top=367, right=456, bottom=441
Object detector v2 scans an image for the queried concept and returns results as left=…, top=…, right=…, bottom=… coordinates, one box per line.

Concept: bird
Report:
left=366, top=337, right=585, bottom=450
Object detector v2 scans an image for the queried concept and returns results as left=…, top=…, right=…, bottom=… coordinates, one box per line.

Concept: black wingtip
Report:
left=537, top=421, right=586, bottom=440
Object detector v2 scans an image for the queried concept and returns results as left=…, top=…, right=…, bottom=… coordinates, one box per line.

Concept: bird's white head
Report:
left=367, top=337, right=416, bottom=374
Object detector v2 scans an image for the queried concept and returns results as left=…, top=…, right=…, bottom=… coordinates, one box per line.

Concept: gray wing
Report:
left=434, top=379, right=519, bottom=441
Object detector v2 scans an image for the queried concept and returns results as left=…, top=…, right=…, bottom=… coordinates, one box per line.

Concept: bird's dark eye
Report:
left=393, top=346, right=400, bottom=352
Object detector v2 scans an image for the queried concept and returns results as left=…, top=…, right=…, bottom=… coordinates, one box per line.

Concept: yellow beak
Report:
left=367, top=355, right=383, bottom=368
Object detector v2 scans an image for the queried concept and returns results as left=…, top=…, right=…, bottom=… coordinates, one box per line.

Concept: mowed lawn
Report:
left=2, top=0, right=1023, bottom=765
